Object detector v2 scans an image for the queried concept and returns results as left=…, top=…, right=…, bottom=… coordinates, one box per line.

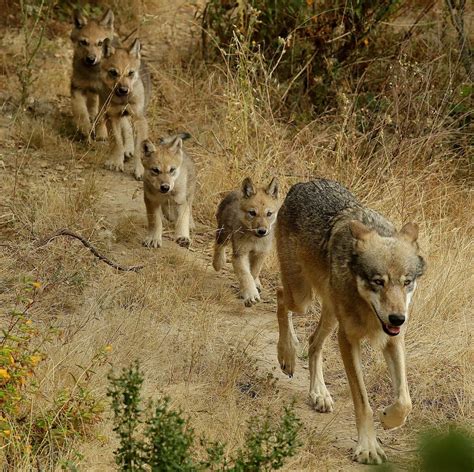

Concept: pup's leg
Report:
left=104, top=116, right=125, bottom=172
left=133, top=115, right=147, bottom=180
left=86, top=93, right=99, bottom=122
left=213, top=227, right=229, bottom=271
left=121, top=117, right=134, bottom=160
left=380, top=336, right=412, bottom=429
left=142, top=197, right=162, bottom=248
left=71, top=89, right=92, bottom=140
left=308, top=303, right=337, bottom=412
left=175, top=202, right=191, bottom=248
left=233, top=251, right=259, bottom=307
left=338, top=329, right=387, bottom=465
left=276, top=287, right=300, bottom=377
left=250, top=251, right=266, bottom=292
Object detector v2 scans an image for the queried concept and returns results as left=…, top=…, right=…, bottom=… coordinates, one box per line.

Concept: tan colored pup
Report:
left=213, top=177, right=279, bottom=307
left=99, top=38, right=151, bottom=180
left=141, top=134, right=196, bottom=249
left=70, top=9, right=114, bottom=141
left=276, top=178, right=426, bottom=465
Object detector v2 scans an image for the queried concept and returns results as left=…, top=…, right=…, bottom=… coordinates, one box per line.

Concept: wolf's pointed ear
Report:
left=142, top=140, right=156, bottom=158
left=99, top=9, right=114, bottom=29
left=169, top=136, right=183, bottom=154
left=103, top=37, right=114, bottom=58
left=399, top=222, right=419, bottom=243
left=129, top=38, right=141, bottom=58
left=349, top=220, right=372, bottom=241
left=242, top=177, right=256, bottom=199
left=266, top=177, right=279, bottom=199
left=73, top=10, right=87, bottom=29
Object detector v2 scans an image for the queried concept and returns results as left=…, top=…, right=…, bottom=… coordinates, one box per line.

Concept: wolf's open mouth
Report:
left=371, top=305, right=401, bottom=336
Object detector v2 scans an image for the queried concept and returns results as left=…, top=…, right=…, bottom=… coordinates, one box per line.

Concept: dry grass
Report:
left=0, top=1, right=472, bottom=470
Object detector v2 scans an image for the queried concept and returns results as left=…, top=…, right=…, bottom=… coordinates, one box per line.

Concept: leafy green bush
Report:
left=108, top=362, right=302, bottom=471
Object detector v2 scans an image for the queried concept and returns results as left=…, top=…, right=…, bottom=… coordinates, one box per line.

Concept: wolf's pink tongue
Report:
left=386, top=325, right=401, bottom=335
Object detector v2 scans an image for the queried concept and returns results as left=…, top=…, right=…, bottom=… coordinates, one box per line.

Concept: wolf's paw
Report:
left=134, top=163, right=144, bottom=181
left=379, top=401, right=411, bottom=430
left=94, top=128, right=108, bottom=141
left=176, top=237, right=190, bottom=249
left=241, top=287, right=260, bottom=307
left=277, top=339, right=298, bottom=377
left=124, top=150, right=134, bottom=161
left=142, top=236, right=162, bottom=248
left=309, top=390, right=334, bottom=413
left=104, top=159, right=124, bottom=172
left=353, top=438, right=387, bottom=465
left=254, top=278, right=262, bottom=293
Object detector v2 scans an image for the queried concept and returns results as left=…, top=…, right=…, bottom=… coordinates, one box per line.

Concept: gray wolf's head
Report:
left=349, top=221, right=426, bottom=336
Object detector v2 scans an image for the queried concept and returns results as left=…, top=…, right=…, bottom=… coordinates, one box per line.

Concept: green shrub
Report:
left=108, top=361, right=302, bottom=471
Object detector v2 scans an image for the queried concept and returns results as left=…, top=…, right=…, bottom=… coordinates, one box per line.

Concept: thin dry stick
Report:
left=36, top=228, right=144, bottom=272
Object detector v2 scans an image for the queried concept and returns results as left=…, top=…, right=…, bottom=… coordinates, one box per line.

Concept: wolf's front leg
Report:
left=174, top=202, right=191, bottom=248
left=143, top=197, right=162, bottom=248
left=121, top=117, right=134, bottom=160
left=133, top=115, right=148, bottom=180
left=104, top=116, right=125, bottom=172
left=71, top=89, right=92, bottom=140
left=338, top=329, right=387, bottom=465
left=249, top=251, right=266, bottom=292
left=233, top=252, right=260, bottom=307
left=380, top=337, right=412, bottom=430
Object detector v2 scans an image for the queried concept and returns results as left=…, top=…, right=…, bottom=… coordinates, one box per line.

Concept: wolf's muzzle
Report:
left=160, top=184, right=170, bottom=194
left=85, top=55, right=97, bottom=66
left=256, top=228, right=268, bottom=237
left=115, top=86, right=129, bottom=97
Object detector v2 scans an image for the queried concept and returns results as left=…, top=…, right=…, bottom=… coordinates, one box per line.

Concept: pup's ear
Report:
left=349, top=220, right=372, bottom=241
left=142, top=139, right=156, bottom=158
left=129, top=38, right=141, bottom=58
left=241, top=177, right=256, bottom=198
left=399, top=222, right=419, bottom=243
left=73, top=10, right=87, bottom=29
left=266, top=177, right=278, bottom=199
left=168, top=136, right=183, bottom=154
left=103, top=37, right=114, bottom=58
left=99, top=9, right=114, bottom=29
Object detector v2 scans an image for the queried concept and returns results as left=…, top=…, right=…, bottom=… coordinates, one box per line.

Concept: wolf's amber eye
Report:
left=151, top=167, right=161, bottom=175
left=128, top=70, right=135, bottom=77
left=170, top=168, right=176, bottom=174
left=404, top=279, right=412, bottom=286
left=266, top=211, right=273, bottom=217
left=97, top=40, right=104, bottom=46
left=248, top=210, right=257, bottom=217
left=372, top=279, right=385, bottom=287
left=109, top=69, right=119, bottom=78
left=80, top=39, right=89, bottom=46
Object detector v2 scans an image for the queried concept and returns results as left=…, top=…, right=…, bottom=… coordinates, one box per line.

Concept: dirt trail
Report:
left=94, top=165, right=408, bottom=471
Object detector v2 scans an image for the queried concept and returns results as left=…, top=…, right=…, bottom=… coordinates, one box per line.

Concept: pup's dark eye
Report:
left=151, top=167, right=161, bottom=175
left=109, top=69, right=119, bottom=78
left=248, top=210, right=257, bottom=217
left=404, top=279, right=412, bottom=286
left=266, top=211, right=273, bottom=217
left=372, top=279, right=385, bottom=287
left=97, top=40, right=104, bottom=46
left=170, top=167, right=176, bottom=174
left=80, top=39, right=89, bottom=46
left=128, top=70, right=135, bottom=77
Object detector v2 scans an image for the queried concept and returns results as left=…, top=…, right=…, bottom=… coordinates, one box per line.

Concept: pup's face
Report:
left=101, top=39, right=141, bottom=99
left=142, top=138, right=184, bottom=194
left=71, top=10, right=114, bottom=67
left=239, top=177, right=279, bottom=238
left=350, top=221, right=426, bottom=336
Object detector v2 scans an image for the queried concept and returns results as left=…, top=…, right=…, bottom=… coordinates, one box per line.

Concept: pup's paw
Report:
left=142, top=236, right=162, bottom=248
left=254, top=278, right=262, bottom=293
left=241, top=287, right=260, bottom=307
left=176, top=237, right=190, bottom=249
left=379, top=402, right=411, bottom=430
left=277, top=338, right=298, bottom=377
left=353, top=438, right=387, bottom=465
left=124, top=150, right=134, bottom=161
left=104, top=159, right=124, bottom=172
left=133, top=163, right=144, bottom=181
left=309, top=389, right=334, bottom=413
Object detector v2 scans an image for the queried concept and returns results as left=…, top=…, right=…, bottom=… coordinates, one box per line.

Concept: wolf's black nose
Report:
left=160, top=183, right=170, bottom=193
left=257, top=228, right=268, bottom=236
left=388, top=314, right=405, bottom=326
left=85, top=55, right=96, bottom=65
left=116, top=86, right=129, bottom=96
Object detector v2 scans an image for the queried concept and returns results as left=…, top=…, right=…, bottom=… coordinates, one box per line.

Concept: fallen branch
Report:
left=36, top=228, right=144, bottom=272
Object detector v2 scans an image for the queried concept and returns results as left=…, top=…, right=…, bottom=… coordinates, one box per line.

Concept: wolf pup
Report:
left=276, top=178, right=426, bottom=465
left=70, top=9, right=114, bottom=141
left=213, top=177, right=279, bottom=307
left=141, top=134, right=195, bottom=249
left=100, top=38, right=151, bottom=180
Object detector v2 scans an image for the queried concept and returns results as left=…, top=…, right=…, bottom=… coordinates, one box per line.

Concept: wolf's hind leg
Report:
left=380, top=337, right=412, bottom=430
left=308, top=303, right=337, bottom=412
